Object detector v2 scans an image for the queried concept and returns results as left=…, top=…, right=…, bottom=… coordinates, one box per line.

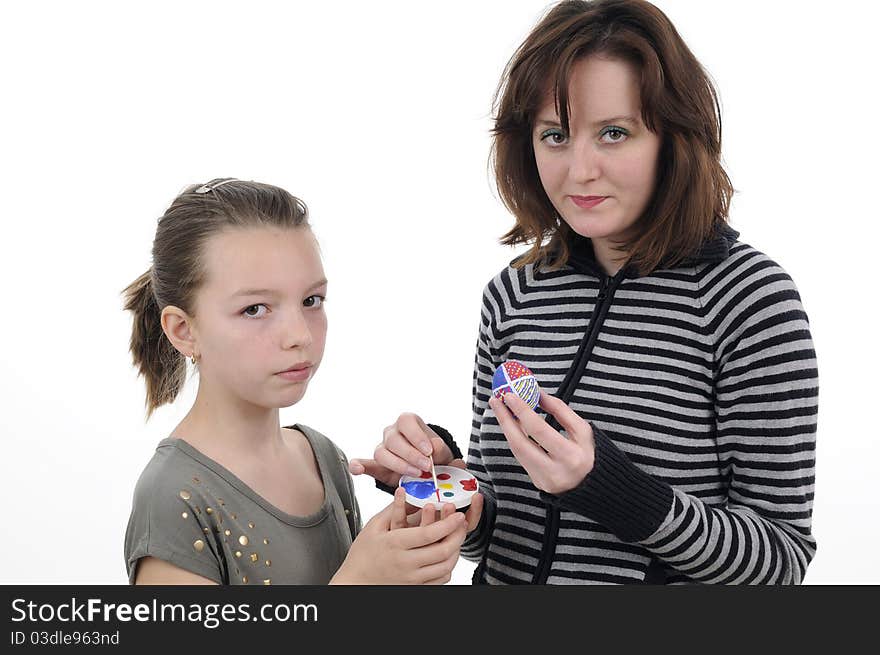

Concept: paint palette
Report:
left=399, top=465, right=479, bottom=510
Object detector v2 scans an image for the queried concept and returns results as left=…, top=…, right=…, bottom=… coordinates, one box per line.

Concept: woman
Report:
left=351, top=0, right=818, bottom=584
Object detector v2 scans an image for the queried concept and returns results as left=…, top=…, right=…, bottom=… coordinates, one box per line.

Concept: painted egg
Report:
left=492, top=360, right=541, bottom=409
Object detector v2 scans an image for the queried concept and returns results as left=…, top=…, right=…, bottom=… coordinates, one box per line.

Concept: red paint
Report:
left=460, top=478, right=477, bottom=491
left=437, top=473, right=451, bottom=480
left=419, top=471, right=433, bottom=479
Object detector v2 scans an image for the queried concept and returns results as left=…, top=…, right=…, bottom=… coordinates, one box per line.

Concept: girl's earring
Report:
left=190, top=353, right=197, bottom=365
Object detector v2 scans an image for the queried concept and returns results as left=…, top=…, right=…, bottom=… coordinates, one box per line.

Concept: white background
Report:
left=1, top=1, right=877, bottom=584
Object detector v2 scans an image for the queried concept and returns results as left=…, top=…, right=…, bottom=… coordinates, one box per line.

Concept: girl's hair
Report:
left=492, top=0, right=734, bottom=275
left=121, top=178, right=310, bottom=419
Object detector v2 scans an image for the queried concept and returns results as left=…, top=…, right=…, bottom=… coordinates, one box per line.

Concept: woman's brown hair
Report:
left=121, top=178, right=309, bottom=419
left=492, top=0, right=734, bottom=275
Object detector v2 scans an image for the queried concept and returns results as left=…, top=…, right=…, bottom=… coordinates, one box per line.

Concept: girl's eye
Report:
left=242, top=304, right=268, bottom=319
left=539, top=128, right=568, bottom=146
left=303, top=295, right=325, bottom=308
left=600, top=127, right=628, bottom=144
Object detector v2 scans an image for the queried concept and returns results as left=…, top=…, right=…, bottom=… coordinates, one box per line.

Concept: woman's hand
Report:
left=330, top=487, right=467, bottom=585
left=488, top=391, right=595, bottom=495
left=349, top=413, right=462, bottom=485
left=348, top=412, right=484, bottom=533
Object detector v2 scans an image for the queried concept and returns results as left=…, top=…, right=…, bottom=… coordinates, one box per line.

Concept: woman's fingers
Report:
left=428, top=436, right=455, bottom=465
left=539, top=392, right=587, bottom=444
left=348, top=458, right=403, bottom=487
left=397, top=413, right=435, bottom=458
left=490, top=396, right=551, bottom=472
left=374, top=443, right=423, bottom=478
left=499, top=392, right=569, bottom=456
left=383, top=425, right=433, bottom=472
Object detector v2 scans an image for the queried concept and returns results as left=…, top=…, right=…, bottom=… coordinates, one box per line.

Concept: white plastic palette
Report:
left=398, top=465, right=479, bottom=510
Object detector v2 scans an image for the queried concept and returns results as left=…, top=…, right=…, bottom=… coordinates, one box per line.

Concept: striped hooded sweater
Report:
left=456, top=226, right=818, bottom=584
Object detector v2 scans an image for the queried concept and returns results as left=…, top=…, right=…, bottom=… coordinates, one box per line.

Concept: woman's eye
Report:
left=539, top=128, right=568, bottom=146
left=303, top=295, right=325, bottom=308
left=600, top=127, right=628, bottom=144
left=242, top=304, right=268, bottom=319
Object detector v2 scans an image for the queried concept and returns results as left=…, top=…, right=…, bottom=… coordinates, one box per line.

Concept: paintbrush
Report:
left=431, top=457, right=441, bottom=505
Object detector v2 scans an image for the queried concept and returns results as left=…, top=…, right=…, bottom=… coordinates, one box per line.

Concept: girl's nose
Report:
left=284, top=311, right=313, bottom=349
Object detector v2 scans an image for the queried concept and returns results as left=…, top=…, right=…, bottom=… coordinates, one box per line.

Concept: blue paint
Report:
left=402, top=480, right=436, bottom=499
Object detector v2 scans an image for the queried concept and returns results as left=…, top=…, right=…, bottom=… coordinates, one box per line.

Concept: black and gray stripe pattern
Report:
left=460, top=233, right=818, bottom=584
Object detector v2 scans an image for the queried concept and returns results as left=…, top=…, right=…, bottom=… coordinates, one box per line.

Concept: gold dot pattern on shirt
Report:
left=203, top=527, right=210, bottom=534
left=181, top=512, right=188, bottom=519
left=224, top=530, right=231, bottom=536
left=231, top=513, right=237, bottom=520
left=263, top=539, right=269, bottom=545
left=250, top=553, right=259, bottom=563
left=263, top=579, right=271, bottom=585
left=193, top=540, right=205, bottom=552
left=239, top=535, right=249, bottom=546
left=242, top=576, right=248, bottom=584
left=248, top=522, right=255, bottom=529
left=218, top=499, right=225, bottom=506
left=179, top=490, right=191, bottom=501
left=205, top=507, right=213, bottom=515
left=265, top=560, right=271, bottom=567
left=235, top=551, right=242, bottom=558
left=192, top=476, right=200, bottom=484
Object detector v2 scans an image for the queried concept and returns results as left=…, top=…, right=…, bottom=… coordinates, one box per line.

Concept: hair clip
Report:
left=194, top=178, right=239, bottom=194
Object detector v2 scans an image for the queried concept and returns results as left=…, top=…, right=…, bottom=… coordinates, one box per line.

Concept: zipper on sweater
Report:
left=531, top=271, right=623, bottom=584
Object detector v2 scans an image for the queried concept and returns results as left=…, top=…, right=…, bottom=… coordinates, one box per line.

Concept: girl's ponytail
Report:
left=122, top=268, right=187, bottom=419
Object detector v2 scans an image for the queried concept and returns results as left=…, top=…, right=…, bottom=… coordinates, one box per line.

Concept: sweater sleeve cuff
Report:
left=427, top=423, right=463, bottom=460
left=549, top=423, right=674, bottom=543
left=374, top=423, right=462, bottom=496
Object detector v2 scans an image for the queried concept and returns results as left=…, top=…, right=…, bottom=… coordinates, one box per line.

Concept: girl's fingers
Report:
left=397, top=511, right=466, bottom=549
left=390, top=487, right=409, bottom=530
left=416, top=550, right=461, bottom=585
left=464, top=493, right=484, bottom=532
left=419, top=503, right=437, bottom=527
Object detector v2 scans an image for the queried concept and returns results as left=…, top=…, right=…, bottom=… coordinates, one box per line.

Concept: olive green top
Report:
left=124, top=424, right=361, bottom=585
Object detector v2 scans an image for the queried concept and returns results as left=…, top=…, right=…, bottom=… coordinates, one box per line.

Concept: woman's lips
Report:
left=570, top=195, right=608, bottom=209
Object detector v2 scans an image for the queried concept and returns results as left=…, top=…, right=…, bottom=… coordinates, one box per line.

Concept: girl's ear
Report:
left=160, top=305, right=198, bottom=358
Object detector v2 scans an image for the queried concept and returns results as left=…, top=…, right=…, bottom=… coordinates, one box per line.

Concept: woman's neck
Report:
left=591, top=237, right=628, bottom=277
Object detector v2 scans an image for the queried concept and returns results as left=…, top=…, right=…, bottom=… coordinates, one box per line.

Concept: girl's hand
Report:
left=330, top=487, right=468, bottom=585
left=348, top=412, right=465, bottom=484
left=488, top=391, right=595, bottom=495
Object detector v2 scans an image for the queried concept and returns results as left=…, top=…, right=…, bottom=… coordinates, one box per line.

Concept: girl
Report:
left=122, top=178, right=480, bottom=585
left=351, top=0, right=818, bottom=584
